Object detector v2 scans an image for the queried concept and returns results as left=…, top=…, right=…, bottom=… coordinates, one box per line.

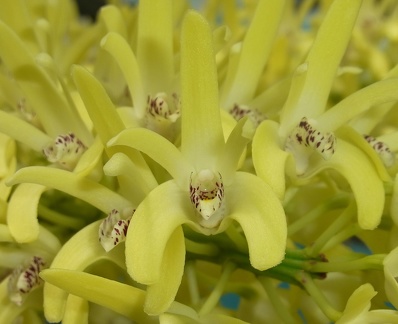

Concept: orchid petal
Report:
left=137, top=0, right=174, bottom=94
left=58, top=25, right=101, bottom=75
left=103, top=152, right=158, bottom=204
left=228, top=172, right=287, bottom=270
left=0, top=134, right=16, bottom=201
left=0, top=110, right=51, bottom=152
left=304, top=139, right=384, bottom=230
left=42, top=221, right=125, bottom=323
left=144, top=227, right=185, bottom=315
left=217, top=117, right=253, bottom=182
left=72, top=65, right=125, bottom=146
left=73, top=136, right=104, bottom=178
left=0, top=21, right=90, bottom=141
left=316, top=79, right=398, bottom=132
left=108, top=128, right=191, bottom=185
left=0, top=224, right=14, bottom=242
left=7, top=166, right=133, bottom=213
left=101, top=32, right=146, bottom=119
left=0, top=0, right=37, bottom=51
left=337, top=126, right=391, bottom=182
left=252, top=120, right=291, bottom=200
left=280, top=0, right=362, bottom=135
left=391, top=175, right=398, bottom=226
left=220, top=1, right=287, bottom=107
left=72, top=65, right=155, bottom=181
left=180, top=11, right=224, bottom=169
left=126, top=181, right=193, bottom=285
left=0, top=276, right=42, bottom=324
left=383, top=246, right=398, bottom=310
left=99, top=5, right=127, bottom=38
left=248, top=78, right=291, bottom=115
left=40, top=269, right=154, bottom=324
left=7, top=183, right=46, bottom=243
left=336, top=284, right=376, bottom=324
left=62, top=295, right=89, bottom=324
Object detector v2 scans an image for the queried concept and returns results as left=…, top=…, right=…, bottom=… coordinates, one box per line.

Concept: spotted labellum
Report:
left=8, top=256, right=46, bottom=306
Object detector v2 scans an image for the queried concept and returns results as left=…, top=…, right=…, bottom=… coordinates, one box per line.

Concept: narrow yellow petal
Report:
left=40, top=269, right=154, bottom=323
left=101, top=32, right=146, bottom=118
left=316, top=78, right=398, bottom=132
left=7, top=166, right=133, bottom=213
left=252, top=120, right=291, bottom=200
left=7, top=183, right=46, bottom=243
left=145, top=227, right=185, bottom=315
left=42, top=221, right=125, bottom=322
left=0, top=0, right=38, bottom=52
left=220, top=1, right=287, bottom=107
left=383, top=246, right=398, bottom=310
left=280, top=0, right=362, bottom=134
left=229, top=172, right=287, bottom=270
left=103, top=152, right=158, bottom=205
left=108, top=128, right=191, bottom=185
left=73, top=136, right=104, bottom=178
left=99, top=5, right=128, bottom=38
left=0, top=21, right=90, bottom=141
left=137, top=0, right=174, bottom=94
left=62, top=295, right=89, bottom=324
left=126, top=181, right=193, bottom=285
left=181, top=11, right=224, bottom=169
left=72, top=65, right=125, bottom=146
left=305, top=139, right=384, bottom=230
left=337, top=126, right=391, bottom=182
left=0, top=110, right=52, bottom=152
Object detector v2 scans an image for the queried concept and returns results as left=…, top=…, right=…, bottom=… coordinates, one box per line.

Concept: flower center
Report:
left=364, top=134, right=395, bottom=167
left=145, top=92, right=181, bottom=138
left=42, top=133, right=86, bottom=170
left=285, top=117, right=336, bottom=174
left=8, top=256, right=46, bottom=305
left=230, top=104, right=267, bottom=127
left=189, top=169, right=225, bottom=228
left=98, top=209, right=134, bottom=252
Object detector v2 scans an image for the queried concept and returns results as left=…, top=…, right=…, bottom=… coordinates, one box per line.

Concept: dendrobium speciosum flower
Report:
left=108, top=10, right=287, bottom=314
left=252, top=0, right=398, bottom=230
left=2, top=1, right=398, bottom=323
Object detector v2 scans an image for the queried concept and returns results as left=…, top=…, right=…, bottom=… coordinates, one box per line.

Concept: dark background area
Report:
left=75, top=0, right=107, bottom=20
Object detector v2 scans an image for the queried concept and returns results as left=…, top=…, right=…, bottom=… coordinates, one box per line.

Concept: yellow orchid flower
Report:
left=336, top=283, right=398, bottom=324
left=108, top=10, right=287, bottom=315
left=252, top=0, right=398, bottom=230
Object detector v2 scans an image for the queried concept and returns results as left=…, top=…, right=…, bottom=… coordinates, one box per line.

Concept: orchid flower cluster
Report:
left=1, top=0, right=398, bottom=323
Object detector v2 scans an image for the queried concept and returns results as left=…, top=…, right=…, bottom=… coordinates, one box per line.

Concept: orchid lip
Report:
left=364, top=134, right=395, bottom=167
left=285, top=117, right=336, bottom=174
left=98, top=209, right=134, bottom=252
left=43, top=133, right=86, bottom=170
left=8, top=256, right=46, bottom=306
left=189, top=169, right=225, bottom=227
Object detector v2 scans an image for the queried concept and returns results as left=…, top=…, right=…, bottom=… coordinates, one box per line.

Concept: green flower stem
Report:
left=258, top=276, right=297, bottom=324
left=38, top=204, right=86, bottom=230
left=225, top=225, right=248, bottom=253
left=297, top=272, right=343, bottom=322
left=307, top=202, right=355, bottom=257
left=320, top=223, right=361, bottom=253
left=288, top=194, right=349, bottom=235
left=198, top=261, right=236, bottom=316
left=309, top=254, right=385, bottom=273
left=185, top=238, right=220, bottom=256
left=185, top=261, right=201, bottom=307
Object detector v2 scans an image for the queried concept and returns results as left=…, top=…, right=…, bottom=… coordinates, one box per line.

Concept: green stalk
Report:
left=258, top=276, right=297, bottom=324
left=198, top=261, right=236, bottom=316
